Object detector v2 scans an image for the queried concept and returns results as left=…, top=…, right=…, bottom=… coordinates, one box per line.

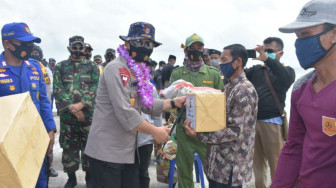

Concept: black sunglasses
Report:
left=71, top=46, right=84, bottom=50
left=265, top=49, right=276, bottom=53
left=130, top=40, right=154, bottom=49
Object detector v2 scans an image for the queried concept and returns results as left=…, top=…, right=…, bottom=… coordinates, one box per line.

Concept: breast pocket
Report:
left=61, top=74, right=73, bottom=90
left=79, top=75, right=92, bottom=90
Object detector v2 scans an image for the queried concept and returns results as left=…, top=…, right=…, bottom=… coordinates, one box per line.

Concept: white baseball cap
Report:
left=279, top=0, right=336, bottom=33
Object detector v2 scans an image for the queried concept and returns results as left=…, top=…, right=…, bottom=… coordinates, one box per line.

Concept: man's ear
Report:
left=125, top=41, right=130, bottom=50
left=279, top=51, right=284, bottom=58
left=3, top=40, right=14, bottom=51
left=236, top=57, right=243, bottom=68
left=184, top=48, right=188, bottom=56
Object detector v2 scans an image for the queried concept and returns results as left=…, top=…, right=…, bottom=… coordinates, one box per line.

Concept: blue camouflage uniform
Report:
left=0, top=52, right=56, bottom=188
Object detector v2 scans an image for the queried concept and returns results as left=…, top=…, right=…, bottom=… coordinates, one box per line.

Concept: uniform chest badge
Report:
left=322, top=116, right=336, bottom=136
left=32, top=71, right=39, bottom=75
left=36, top=92, right=39, bottom=99
left=0, top=73, right=9, bottom=78
left=9, top=85, right=15, bottom=91
left=130, top=97, right=136, bottom=107
left=32, top=83, right=37, bottom=88
left=0, top=68, right=6, bottom=73
left=119, top=68, right=130, bottom=87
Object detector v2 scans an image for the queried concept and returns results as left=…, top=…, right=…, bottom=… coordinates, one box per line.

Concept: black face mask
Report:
left=129, top=44, right=153, bottom=62
left=30, top=54, right=41, bottom=61
left=85, top=54, right=92, bottom=60
left=9, top=41, right=34, bottom=60
left=187, top=49, right=203, bottom=62
left=70, top=50, right=84, bottom=60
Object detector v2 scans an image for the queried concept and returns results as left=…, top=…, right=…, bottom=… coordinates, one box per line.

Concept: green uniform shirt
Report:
left=53, top=58, right=99, bottom=116
left=170, top=64, right=224, bottom=89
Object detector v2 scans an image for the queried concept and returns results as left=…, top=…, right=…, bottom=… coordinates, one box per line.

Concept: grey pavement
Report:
left=48, top=114, right=270, bottom=188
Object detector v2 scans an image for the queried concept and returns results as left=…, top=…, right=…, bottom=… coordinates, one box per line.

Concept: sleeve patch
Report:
left=119, top=68, right=130, bottom=87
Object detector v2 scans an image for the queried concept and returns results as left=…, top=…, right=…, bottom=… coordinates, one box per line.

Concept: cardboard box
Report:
left=186, top=92, right=226, bottom=132
left=0, top=92, right=49, bottom=188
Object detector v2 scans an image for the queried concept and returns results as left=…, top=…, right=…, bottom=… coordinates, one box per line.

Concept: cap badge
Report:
left=23, top=25, right=31, bottom=34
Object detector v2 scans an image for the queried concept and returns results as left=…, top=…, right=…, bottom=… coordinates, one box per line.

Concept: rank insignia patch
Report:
left=0, top=73, right=9, bottom=78
left=9, top=85, right=15, bottom=91
left=119, top=68, right=130, bottom=87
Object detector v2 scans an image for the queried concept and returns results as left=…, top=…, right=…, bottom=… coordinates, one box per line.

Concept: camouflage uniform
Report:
left=53, top=58, right=99, bottom=173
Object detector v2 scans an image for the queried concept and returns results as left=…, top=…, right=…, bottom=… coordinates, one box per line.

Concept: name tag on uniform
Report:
left=203, top=80, right=213, bottom=84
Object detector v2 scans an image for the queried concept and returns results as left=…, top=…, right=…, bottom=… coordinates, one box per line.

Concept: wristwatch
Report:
left=170, top=99, right=176, bottom=108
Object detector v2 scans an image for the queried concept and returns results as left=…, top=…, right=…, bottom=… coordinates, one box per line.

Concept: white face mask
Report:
left=210, top=59, right=220, bottom=67
left=159, top=67, right=163, bottom=70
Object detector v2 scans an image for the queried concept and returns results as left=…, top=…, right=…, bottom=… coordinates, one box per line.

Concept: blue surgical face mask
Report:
left=219, top=59, right=237, bottom=78
left=265, top=52, right=276, bottom=59
left=295, top=26, right=335, bottom=70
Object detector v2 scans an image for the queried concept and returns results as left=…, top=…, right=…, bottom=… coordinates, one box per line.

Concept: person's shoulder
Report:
left=206, top=65, right=220, bottom=73
left=292, top=70, right=315, bottom=92
left=171, top=65, right=185, bottom=74
left=27, top=58, right=40, bottom=67
left=246, top=64, right=262, bottom=70
left=104, top=57, right=128, bottom=74
left=55, top=60, right=69, bottom=68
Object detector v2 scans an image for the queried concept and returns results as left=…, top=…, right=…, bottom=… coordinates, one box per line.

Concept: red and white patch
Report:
left=119, top=68, right=130, bottom=87
left=1, top=61, right=7, bottom=67
left=0, top=73, right=9, bottom=78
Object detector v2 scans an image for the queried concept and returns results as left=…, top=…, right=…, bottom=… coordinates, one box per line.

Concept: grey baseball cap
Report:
left=279, top=0, right=336, bottom=33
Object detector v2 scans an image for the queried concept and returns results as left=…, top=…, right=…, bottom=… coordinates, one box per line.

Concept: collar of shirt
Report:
left=182, top=64, right=207, bottom=75
left=226, top=72, right=247, bottom=88
left=0, top=51, right=33, bottom=69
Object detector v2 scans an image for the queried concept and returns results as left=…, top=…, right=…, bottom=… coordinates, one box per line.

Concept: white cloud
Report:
left=0, top=0, right=307, bottom=69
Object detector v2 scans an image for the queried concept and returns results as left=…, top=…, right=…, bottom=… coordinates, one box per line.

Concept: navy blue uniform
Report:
left=0, top=52, right=56, bottom=188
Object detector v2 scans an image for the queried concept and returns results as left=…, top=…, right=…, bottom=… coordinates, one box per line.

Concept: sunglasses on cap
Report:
left=71, top=46, right=84, bottom=51
left=130, top=39, right=154, bottom=49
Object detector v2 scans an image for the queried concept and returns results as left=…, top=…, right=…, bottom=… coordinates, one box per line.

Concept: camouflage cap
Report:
left=85, top=43, right=93, bottom=50
left=69, top=35, right=84, bottom=46
left=94, top=55, right=102, bottom=60
left=119, top=22, right=162, bottom=47
left=105, top=48, right=116, bottom=55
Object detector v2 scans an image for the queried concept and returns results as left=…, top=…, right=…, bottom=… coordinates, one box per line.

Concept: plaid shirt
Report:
left=197, top=73, right=258, bottom=186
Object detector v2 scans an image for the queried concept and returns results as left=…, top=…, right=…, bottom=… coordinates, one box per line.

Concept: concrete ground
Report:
left=48, top=115, right=270, bottom=188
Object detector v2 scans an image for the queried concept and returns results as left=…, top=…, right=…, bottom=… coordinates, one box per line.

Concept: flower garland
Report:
left=117, top=44, right=154, bottom=108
